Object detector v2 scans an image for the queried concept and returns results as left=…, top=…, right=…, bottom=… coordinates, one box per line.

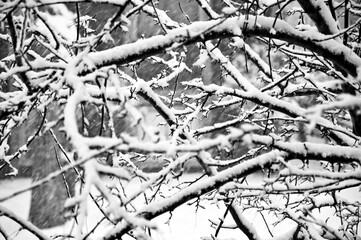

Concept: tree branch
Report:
left=297, top=0, right=361, bottom=136
left=103, top=150, right=283, bottom=239
left=296, top=0, right=340, bottom=36
left=249, top=133, right=361, bottom=164
left=85, top=15, right=361, bottom=78
left=0, top=205, right=52, bottom=240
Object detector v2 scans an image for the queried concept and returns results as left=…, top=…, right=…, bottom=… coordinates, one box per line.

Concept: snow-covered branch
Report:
left=104, top=150, right=283, bottom=239
left=1, top=0, right=361, bottom=239
left=249, top=133, right=361, bottom=164
left=0, top=205, right=52, bottom=240
left=85, top=15, right=361, bottom=77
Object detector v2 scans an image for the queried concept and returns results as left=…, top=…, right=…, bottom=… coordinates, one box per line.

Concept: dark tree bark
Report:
left=28, top=130, right=76, bottom=228
left=297, top=0, right=361, bottom=136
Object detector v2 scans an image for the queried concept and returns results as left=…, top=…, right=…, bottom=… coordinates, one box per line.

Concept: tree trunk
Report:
left=27, top=116, right=76, bottom=228
left=28, top=130, right=76, bottom=228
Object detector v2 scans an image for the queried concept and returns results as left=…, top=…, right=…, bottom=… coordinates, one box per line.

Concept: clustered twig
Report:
left=0, top=0, right=361, bottom=239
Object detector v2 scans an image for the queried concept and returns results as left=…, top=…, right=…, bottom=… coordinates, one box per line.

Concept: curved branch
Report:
left=85, top=15, right=361, bottom=78
left=0, top=205, right=52, bottom=240
left=104, top=150, right=283, bottom=239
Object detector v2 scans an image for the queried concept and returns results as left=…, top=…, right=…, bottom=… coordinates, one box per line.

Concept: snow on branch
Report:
left=85, top=15, right=361, bottom=78
left=249, top=133, right=361, bottom=164
left=0, top=205, right=52, bottom=240
left=185, top=81, right=359, bottom=145
left=1, top=1, right=361, bottom=240
left=296, top=0, right=340, bottom=36
left=104, top=150, right=283, bottom=239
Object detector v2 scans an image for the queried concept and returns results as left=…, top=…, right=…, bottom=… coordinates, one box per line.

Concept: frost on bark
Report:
left=0, top=0, right=361, bottom=240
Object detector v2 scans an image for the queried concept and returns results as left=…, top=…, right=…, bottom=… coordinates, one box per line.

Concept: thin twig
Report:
left=150, top=0, right=167, bottom=33
left=0, top=205, right=52, bottom=240
left=0, top=140, right=122, bottom=203
left=6, top=12, right=31, bottom=91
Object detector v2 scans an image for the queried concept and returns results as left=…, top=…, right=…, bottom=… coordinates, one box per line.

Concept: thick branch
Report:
left=229, top=202, right=261, bottom=240
left=250, top=134, right=361, bottom=164
left=104, top=151, right=282, bottom=239
left=297, top=0, right=339, bottom=36
left=85, top=16, right=361, bottom=77
left=297, top=0, right=361, bottom=136
left=188, top=82, right=359, bottom=145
